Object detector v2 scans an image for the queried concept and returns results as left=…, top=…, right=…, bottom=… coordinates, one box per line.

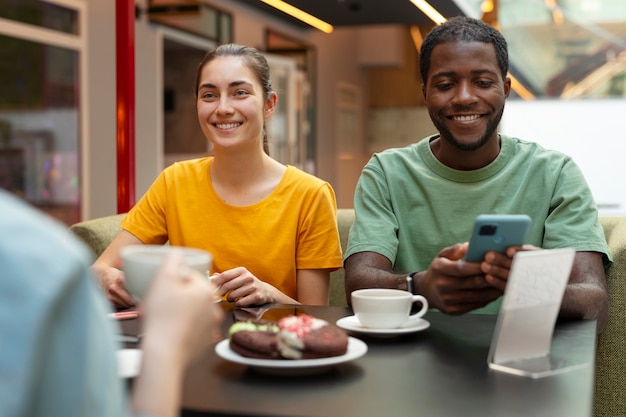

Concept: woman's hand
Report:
left=140, top=251, right=224, bottom=364
left=132, top=250, right=224, bottom=417
left=96, top=266, right=136, bottom=308
left=91, top=229, right=143, bottom=309
left=211, top=266, right=288, bottom=307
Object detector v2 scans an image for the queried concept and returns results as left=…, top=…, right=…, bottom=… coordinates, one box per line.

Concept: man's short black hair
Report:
left=419, top=16, right=509, bottom=84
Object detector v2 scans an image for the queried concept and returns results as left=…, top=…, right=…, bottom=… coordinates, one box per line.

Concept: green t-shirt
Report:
left=346, top=134, right=611, bottom=313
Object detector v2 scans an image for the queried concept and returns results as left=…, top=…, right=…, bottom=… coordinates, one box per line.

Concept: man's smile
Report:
left=450, top=114, right=482, bottom=122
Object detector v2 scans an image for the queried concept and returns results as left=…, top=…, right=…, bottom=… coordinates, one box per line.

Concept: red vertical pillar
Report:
left=116, top=0, right=136, bottom=213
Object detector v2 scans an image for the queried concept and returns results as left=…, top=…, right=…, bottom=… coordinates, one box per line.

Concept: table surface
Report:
left=119, top=303, right=596, bottom=417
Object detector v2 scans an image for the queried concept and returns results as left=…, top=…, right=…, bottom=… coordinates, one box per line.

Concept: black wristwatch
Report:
left=402, top=271, right=419, bottom=294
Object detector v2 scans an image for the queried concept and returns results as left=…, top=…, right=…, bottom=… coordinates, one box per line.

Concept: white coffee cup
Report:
left=120, top=245, right=212, bottom=302
left=351, top=288, right=428, bottom=329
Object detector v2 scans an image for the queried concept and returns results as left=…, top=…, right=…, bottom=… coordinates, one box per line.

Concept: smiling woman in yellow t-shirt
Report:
left=93, top=44, right=342, bottom=309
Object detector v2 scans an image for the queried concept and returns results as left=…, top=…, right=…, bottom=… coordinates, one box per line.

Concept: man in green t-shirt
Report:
left=344, top=17, right=610, bottom=332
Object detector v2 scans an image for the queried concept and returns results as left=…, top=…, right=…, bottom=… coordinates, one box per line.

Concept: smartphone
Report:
left=465, top=214, right=531, bottom=262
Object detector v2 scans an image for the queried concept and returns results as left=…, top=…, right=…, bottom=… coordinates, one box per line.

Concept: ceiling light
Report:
left=409, top=0, right=447, bottom=25
left=260, top=0, right=334, bottom=33
left=481, top=0, right=494, bottom=14
left=410, top=25, right=423, bottom=52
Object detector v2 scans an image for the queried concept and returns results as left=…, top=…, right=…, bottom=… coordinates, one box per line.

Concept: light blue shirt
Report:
left=0, top=191, right=132, bottom=417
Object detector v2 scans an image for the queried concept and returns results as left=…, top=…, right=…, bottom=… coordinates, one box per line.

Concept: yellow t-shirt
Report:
left=120, top=157, right=343, bottom=299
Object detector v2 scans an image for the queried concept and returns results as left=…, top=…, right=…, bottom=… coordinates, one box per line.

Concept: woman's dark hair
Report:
left=419, top=17, right=509, bottom=85
left=195, top=44, right=275, bottom=155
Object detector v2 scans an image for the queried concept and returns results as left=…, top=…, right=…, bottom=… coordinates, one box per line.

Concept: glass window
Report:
left=498, top=0, right=626, bottom=99
left=148, top=3, right=233, bottom=44
left=0, top=0, right=78, bottom=35
left=0, top=34, right=80, bottom=225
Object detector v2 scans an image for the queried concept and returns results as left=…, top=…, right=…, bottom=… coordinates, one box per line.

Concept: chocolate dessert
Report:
left=228, top=314, right=349, bottom=360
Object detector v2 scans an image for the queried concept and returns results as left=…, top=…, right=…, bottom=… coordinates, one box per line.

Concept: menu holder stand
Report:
left=487, top=248, right=588, bottom=378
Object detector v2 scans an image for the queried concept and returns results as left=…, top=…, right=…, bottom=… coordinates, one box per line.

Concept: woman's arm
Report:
left=296, top=269, right=330, bottom=305
left=132, top=251, right=223, bottom=417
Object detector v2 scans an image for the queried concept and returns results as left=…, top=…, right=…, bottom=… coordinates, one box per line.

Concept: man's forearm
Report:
left=560, top=283, right=609, bottom=333
left=345, top=254, right=411, bottom=305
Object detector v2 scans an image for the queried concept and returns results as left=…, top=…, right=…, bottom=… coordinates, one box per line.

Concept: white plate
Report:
left=215, top=337, right=367, bottom=376
left=336, top=315, right=430, bottom=337
left=117, top=348, right=142, bottom=378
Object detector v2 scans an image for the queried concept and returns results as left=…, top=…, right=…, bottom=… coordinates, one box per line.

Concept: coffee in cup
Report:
left=120, top=245, right=212, bottom=302
left=351, top=288, right=428, bottom=329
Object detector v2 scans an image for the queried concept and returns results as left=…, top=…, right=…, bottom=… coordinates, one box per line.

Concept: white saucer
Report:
left=215, top=337, right=367, bottom=376
left=336, top=315, right=430, bottom=337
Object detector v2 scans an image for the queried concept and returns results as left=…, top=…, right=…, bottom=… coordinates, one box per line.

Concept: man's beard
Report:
left=433, top=105, right=505, bottom=152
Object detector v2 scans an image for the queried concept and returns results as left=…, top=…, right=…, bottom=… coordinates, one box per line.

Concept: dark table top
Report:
left=119, top=303, right=596, bottom=417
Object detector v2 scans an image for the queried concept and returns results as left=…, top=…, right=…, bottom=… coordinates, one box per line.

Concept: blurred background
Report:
left=1, top=0, right=625, bottom=225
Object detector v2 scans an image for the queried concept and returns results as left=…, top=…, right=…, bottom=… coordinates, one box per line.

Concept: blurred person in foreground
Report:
left=0, top=190, right=223, bottom=417
left=344, top=16, right=610, bottom=332
left=93, top=43, right=342, bottom=309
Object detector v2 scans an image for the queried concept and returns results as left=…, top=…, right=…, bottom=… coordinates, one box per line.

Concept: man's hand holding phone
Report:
left=417, top=215, right=532, bottom=314
left=465, top=214, right=532, bottom=291
left=480, top=243, right=541, bottom=291
left=417, top=243, right=501, bottom=315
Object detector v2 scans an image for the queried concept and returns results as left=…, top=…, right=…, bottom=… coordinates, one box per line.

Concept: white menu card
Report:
left=487, top=248, right=584, bottom=378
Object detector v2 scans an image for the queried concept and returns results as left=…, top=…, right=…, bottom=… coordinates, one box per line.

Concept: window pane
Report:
left=499, top=0, right=626, bottom=98
left=0, top=0, right=78, bottom=35
left=0, top=34, right=80, bottom=225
